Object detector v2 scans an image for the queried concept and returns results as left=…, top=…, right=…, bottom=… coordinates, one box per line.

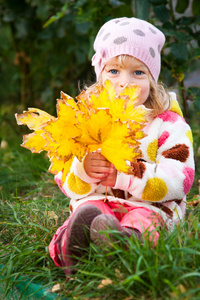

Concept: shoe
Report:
left=56, top=204, right=102, bottom=276
left=90, top=214, right=141, bottom=247
left=90, top=214, right=123, bottom=246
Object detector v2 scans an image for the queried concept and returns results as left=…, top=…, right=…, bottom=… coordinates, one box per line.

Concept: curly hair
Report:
left=145, top=76, right=172, bottom=117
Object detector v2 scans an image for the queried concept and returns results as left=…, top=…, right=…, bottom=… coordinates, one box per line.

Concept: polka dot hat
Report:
left=92, top=17, right=165, bottom=82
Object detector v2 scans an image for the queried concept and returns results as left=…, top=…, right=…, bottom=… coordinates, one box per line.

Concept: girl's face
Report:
left=101, top=56, right=150, bottom=106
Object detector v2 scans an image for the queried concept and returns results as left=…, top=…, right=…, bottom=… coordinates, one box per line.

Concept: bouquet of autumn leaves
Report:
left=15, top=80, right=149, bottom=185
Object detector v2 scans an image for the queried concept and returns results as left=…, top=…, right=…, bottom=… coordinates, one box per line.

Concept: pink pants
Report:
left=49, top=200, right=164, bottom=267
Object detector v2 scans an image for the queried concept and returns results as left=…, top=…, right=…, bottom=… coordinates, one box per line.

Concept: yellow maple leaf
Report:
left=49, top=154, right=75, bottom=183
left=100, top=122, right=141, bottom=173
left=15, top=102, right=83, bottom=180
left=15, top=108, right=55, bottom=130
left=60, top=91, right=78, bottom=110
left=22, top=129, right=50, bottom=153
left=75, top=110, right=141, bottom=173
left=77, top=80, right=148, bottom=124
left=16, top=80, right=149, bottom=185
left=75, top=109, right=112, bottom=149
left=91, top=88, right=110, bottom=109
left=119, top=84, right=140, bottom=102
left=15, top=109, right=55, bottom=153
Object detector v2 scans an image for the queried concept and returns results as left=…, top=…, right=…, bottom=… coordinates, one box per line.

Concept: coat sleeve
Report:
left=54, top=156, right=100, bottom=199
left=113, top=111, right=195, bottom=203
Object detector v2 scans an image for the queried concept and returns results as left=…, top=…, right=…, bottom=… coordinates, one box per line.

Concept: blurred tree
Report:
left=0, top=0, right=135, bottom=112
left=0, top=0, right=199, bottom=119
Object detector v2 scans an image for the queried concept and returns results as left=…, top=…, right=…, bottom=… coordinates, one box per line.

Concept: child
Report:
left=49, top=17, right=195, bottom=276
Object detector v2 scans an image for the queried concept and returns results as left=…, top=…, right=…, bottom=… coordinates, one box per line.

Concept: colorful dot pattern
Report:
left=67, top=172, right=91, bottom=195
left=142, top=178, right=168, bottom=201
left=60, top=98, right=194, bottom=223
left=147, top=139, right=158, bottom=161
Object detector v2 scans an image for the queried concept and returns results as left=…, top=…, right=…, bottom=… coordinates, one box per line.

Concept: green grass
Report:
left=0, top=116, right=200, bottom=300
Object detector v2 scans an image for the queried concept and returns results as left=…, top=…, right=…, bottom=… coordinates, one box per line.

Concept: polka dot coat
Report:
left=55, top=93, right=195, bottom=230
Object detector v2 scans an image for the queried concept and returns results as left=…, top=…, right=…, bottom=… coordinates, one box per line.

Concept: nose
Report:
left=119, top=73, right=132, bottom=88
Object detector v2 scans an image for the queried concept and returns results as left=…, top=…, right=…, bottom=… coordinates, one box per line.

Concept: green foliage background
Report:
left=0, top=1, right=200, bottom=298
left=0, top=0, right=199, bottom=187
left=0, top=0, right=200, bottom=112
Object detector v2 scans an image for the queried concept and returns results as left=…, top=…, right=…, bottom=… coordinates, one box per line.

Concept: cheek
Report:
left=136, top=84, right=150, bottom=106
left=103, top=76, right=118, bottom=87
left=141, top=83, right=150, bottom=100
left=101, top=71, right=107, bottom=83
left=101, top=73, right=114, bottom=85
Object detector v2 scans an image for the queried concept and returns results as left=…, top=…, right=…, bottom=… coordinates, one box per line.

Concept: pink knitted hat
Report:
left=92, top=17, right=165, bottom=82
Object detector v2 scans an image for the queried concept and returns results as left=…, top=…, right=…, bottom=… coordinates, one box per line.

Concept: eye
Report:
left=109, top=69, right=118, bottom=75
left=134, top=70, right=144, bottom=76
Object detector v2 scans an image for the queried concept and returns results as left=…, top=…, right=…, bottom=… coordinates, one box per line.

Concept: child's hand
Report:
left=100, top=168, right=117, bottom=187
left=84, top=152, right=117, bottom=187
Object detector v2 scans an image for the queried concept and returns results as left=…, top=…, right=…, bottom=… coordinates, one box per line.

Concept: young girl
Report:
left=49, top=17, right=195, bottom=276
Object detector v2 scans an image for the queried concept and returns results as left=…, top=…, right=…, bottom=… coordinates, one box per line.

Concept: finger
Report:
left=89, top=172, right=109, bottom=179
left=90, top=152, right=108, bottom=161
left=90, top=160, right=111, bottom=168
left=108, top=166, right=115, bottom=173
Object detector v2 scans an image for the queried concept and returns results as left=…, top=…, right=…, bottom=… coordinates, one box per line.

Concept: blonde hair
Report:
left=84, top=55, right=171, bottom=117
left=145, top=76, right=172, bottom=117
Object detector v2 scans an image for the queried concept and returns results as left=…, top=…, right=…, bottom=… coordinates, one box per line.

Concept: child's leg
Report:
left=90, top=202, right=140, bottom=246
left=49, top=200, right=114, bottom=274
left=58, top=204, right=102, bottom=276
left=90, top=204, right=164, bottom=246
left=90, top=213, right=134, bottom=246
left=78, top=199, right=116, bottom=215
left=120, top=207, right=164, bottom=244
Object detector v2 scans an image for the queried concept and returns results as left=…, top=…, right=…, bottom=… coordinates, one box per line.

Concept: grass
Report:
left=0, top=114, right=200, bottom=299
